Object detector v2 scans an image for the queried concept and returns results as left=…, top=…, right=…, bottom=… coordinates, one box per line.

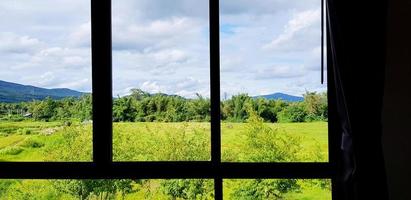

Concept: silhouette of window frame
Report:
left=0, top=0, right=338, bottom=199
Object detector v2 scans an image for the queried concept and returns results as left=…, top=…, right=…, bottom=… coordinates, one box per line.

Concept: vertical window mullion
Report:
left=210, top=0, right=221, bottom=166
left=210, top=0, right=223, bottom=198
left=91, top=0, right=113, bottom=165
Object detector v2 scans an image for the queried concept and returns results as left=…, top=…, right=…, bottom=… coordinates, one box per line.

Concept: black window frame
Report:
left=0, top=0, right=338, bottom=199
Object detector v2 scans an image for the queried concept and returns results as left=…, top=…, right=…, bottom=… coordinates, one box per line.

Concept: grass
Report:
left=0, top=120, right=330, bottom=199
left=0, top=134, right=63, bottom=161
left=223, top=179, right=332, bottom=200
left=221, top=122, right=328, bottom=162
left=0, top=134, right=26, bottom=149
left=0, top=121, right=62, bottom=135
left=0, top=121, right=328, bottom=162
left=0, top=120, right=83, bottom=161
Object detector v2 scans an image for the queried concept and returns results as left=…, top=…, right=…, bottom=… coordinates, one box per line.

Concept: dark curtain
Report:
left=327, top=0, right=389, bottom=199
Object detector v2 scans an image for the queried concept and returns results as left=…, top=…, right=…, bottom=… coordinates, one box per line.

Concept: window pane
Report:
left=224, top=179, right=331, bottom=200
left=0, top=179, right=214, bottom=199
left=220, top=0, right=328, bottom=162
left=0, top=1, right=92, bottom=161
left=112, top=0, right=211, bottom=161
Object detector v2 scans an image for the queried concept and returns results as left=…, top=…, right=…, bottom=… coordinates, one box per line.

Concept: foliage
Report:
left=51, top=179, right=138, bottom=200
left=222, top=109, right=302, bottom=199
left=303, top=91, right=328, bottom=122
left=277, top=102, right=307, bottom=122
left=17, top=128, right=32, bottom=135
left=161, top=179, right=214, bottom=200
left=0, top=89, right=327, bottom=123
left=43, top=125, right=92, bottom=161
left=0, top=121, right=330, bottom=199
left=243, top=108, right=302, bottom=162
left=0, top=180, right=18, bottom=197
left=229, top=179, right=300, bottom=200
left=19, top=137, right=45, bottom=148
left=1, top=180, right=63, bottom=200
left=113, top=96, right=137, bottom=122
left=0, top=146, right=24, bottom=155
left=113, top=123, right=210, bottom=161
left=0, top=89, right=329, bottom=199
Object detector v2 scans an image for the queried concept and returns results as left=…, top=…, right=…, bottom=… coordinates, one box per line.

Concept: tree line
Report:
left=0, top=89, right=327, bottom=123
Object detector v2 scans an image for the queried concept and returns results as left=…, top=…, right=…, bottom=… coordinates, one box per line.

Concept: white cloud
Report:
left=0, top=0, right=325, bottom=98
left=220, top=0, right=319, bottom=15
left=254, top=65, right=305, bottom=79
left=113, top=16, right=205, bottom=51
left=140, top=81, right=165, bottom=94
left=0, top=32, right=44, bottom=54
left=136, top=77, right=209, bottom=99
left=263, top=9, right=321, bottom=51
left=0, top=0, right=92, bottom=92
left=68, top=21, right=91, bottom=47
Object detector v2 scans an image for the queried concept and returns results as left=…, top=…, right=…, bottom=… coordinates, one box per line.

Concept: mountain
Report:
left=254, top=92, right=304, bottom=102
left=0, top=80, right=85, bottom=103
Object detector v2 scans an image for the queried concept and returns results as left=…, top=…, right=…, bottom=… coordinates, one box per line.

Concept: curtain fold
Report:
left=327, top=0, right=389, bottom=199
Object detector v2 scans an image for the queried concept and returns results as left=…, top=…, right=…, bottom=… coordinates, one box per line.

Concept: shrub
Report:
left=43, top=125, right=92, bottom=161
left=0, top=146, right=24, bottom=155
left=51, top=179, right=138, bottom=200
left=278, top=103, right=307, bottom=122
left=228, top=109, right=302, bottom=199
left=4, top=115, right=25, bottom=122
left=230, top=179, right=300, bottom=200
left=244, top=109, right=302, bottom=162
left=0, top=180, right=18, bottom=197
left=17, top=128, right=32, bottom=135
left=19, top=138, right=45, bottom=148
left=4, top=180, right=62, bottom=200
left=161, top=179, right=214, bottom=200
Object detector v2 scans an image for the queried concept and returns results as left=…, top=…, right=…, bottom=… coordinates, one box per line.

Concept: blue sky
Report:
left=0, top=0, right=326, bottom=98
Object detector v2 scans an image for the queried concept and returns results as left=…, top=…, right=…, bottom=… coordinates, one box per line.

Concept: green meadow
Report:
left=0, top=121, right=328, bottom=162
left=0, top=120, right=330, bottom=199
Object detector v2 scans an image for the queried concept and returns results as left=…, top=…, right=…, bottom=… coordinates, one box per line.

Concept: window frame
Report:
left=0, top=0, right=338, bottom=199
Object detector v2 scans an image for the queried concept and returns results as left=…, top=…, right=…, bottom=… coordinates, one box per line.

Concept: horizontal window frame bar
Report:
left=0, top=162, right=334, bottom=179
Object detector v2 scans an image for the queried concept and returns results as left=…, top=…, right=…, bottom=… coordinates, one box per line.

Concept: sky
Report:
left=0, top=0, right=326, bottom=98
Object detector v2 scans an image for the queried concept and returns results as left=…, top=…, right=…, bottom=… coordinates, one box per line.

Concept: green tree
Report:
left=161, top=179, right=214, bottom=200
left=303, top=91, right=327, bottom=121
left=74, top=94, right=93, bottom=121
left=113, top=96, right=137, bottom=122
left=228, top=108, right=301, bottom=199
left=186, top=94, right=210, bottom=122
left=221, top=94, right=251, bottom=122
left=277, top=102, right=307, bottom=122
left=230, top=179, right=299, bottom=200
left=29, top=97, right=57, bottom=121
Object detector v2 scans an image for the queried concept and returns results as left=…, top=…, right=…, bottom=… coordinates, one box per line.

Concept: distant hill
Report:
left=254, top=92, right=304, bottom=102
left=0, top=80, right=85, bottom=103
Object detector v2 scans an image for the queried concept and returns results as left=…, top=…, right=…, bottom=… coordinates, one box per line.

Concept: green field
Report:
left=0, top=121, right=330, bottom=199
left=0, top=121, right=328, bottom=162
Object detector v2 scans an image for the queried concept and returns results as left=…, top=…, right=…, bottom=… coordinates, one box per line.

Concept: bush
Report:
left=244, top=109, right=302, bottom=162
left=17, top=128, right=32, bottom=135
left=3, top=180, right=62, bottom=200
left=278, top=103, right=307, bottom=122
left=226, top=109, right=302, bottom=199
left=0, top=180, right=18, bottom=197
left=43, top=125, right=92, bottom=161
left=230, top=179, right=300, bottom=200
left=0, top=146, right=24, bottom=155
left=51, top=179, right=138, bottom=200
left=161, top=179, right=214, bottom=200
left=19, top=138, right=45, bottom=148
left=4, top=115, right=25, bottom=122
